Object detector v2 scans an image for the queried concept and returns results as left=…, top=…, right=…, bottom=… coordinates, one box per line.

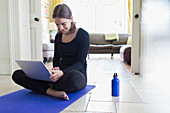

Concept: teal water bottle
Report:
left=112, top=73, right=119, bottom=96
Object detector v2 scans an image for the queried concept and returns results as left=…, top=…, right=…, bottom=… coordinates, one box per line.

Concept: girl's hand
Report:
left=52, top=67, right=60, bottom=71
left=48, top=67, right=64, bottom=82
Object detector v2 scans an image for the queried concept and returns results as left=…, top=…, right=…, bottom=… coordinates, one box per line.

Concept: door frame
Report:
left=131, top=0, right=141, bottom=74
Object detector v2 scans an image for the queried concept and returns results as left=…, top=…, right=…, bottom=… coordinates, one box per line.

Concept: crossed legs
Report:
left=12, top=70, right=86, bottom=100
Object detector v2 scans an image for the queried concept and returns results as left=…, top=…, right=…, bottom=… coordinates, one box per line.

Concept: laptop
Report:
left=16, top=60, right=52, bottom=81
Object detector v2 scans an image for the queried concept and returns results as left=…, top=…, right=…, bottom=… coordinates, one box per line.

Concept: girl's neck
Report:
left=63, top=27, right=78, bottom=36
left=61, top=27, right=79, bottom=43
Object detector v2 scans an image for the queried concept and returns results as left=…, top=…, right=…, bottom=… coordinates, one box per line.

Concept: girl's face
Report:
left=54, top=17, right=73, bottom=34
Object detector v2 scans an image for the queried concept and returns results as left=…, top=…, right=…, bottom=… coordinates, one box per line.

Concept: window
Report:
left=64, top=0, right=128, bottom=33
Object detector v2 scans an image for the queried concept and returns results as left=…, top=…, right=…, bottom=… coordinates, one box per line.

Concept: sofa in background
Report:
left=89, top=33, right=132, bottom=58
left=42, top=32, right=54, bottom=64
left=120, top=45, right=132, bottom=65
left=120, top=36, right=132, bottom=65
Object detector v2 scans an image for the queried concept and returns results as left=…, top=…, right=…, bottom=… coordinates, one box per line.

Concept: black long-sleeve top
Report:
left=53, top=28, right=90, bottom=77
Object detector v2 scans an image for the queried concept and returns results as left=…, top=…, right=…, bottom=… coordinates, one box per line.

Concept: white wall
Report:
left=0, top=0, right=10, bottom=74
left=140, top=0, right=170, bottom=80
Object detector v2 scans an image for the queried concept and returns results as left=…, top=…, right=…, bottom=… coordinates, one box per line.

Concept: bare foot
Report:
left=46, top=88, right=69, bottom=100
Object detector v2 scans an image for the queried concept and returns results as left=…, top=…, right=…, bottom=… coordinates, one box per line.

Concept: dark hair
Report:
left=52, top=4, right=76, bottom=34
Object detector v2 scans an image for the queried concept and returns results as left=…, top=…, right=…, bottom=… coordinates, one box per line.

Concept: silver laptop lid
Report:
left=16, top=60, right=51, bottom=81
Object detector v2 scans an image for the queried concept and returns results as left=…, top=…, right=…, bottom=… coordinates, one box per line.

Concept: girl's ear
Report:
left=70, top=16, right=73, bottom=22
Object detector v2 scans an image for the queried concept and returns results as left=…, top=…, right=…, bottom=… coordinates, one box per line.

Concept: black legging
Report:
left=12, top=70, right=87, bottom=94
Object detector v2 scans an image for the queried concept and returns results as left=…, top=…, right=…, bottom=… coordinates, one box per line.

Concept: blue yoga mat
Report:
left=0, top=85, right=95, bottom=113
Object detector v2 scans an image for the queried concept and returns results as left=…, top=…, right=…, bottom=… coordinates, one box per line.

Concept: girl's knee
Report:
left=12, top=70, right=24, bottom=82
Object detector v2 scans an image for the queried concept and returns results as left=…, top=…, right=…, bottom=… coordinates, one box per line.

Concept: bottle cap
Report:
left=114, top=73, right=118, bottom=77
